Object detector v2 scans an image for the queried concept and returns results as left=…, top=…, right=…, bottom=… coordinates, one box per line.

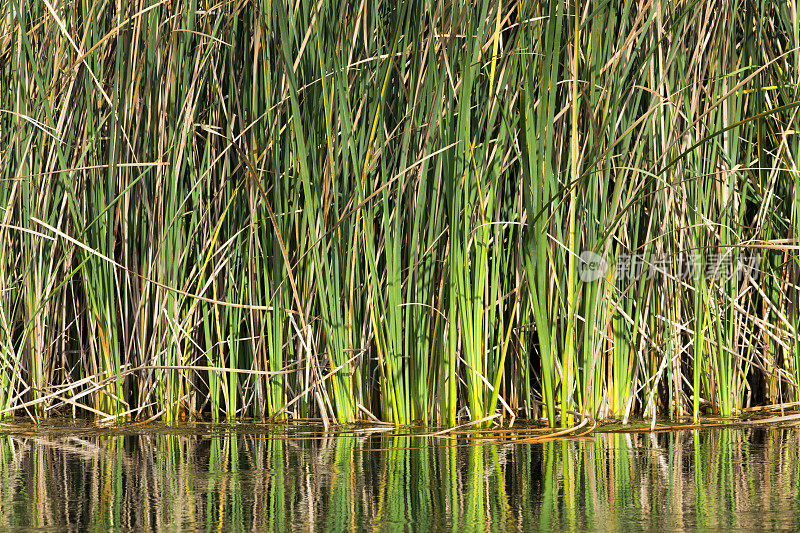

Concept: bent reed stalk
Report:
left=0, top=0, right=798, bottom=427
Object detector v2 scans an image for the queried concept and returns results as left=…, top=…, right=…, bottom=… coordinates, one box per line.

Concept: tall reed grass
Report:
left=0, top=0, right=798, bottom=426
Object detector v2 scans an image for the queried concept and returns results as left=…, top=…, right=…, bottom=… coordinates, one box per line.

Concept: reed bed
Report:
left=0, top=0, right=798, bottom=426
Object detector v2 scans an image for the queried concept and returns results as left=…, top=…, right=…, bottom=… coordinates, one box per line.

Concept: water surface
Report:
left=0, top=422, right=798, bottom=531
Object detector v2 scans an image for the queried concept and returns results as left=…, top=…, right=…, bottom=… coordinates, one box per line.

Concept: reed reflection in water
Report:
left=0, top=426, right=798, bottom=531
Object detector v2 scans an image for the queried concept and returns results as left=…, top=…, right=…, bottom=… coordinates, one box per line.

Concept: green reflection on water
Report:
left=0, top=426, right=799, bottom=531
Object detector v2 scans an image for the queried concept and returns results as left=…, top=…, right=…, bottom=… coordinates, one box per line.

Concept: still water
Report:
left=0, top=422, right=798, bottom=531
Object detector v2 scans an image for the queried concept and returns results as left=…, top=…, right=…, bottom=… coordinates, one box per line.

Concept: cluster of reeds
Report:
left=0, top=0, right=798, bottom=426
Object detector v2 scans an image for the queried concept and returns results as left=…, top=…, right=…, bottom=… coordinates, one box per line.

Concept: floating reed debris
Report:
left=0, top=0, right=799, bottom=427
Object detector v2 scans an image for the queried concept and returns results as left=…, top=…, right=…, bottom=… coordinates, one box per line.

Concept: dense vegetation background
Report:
left=0, top=0, right=798, bottom=426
